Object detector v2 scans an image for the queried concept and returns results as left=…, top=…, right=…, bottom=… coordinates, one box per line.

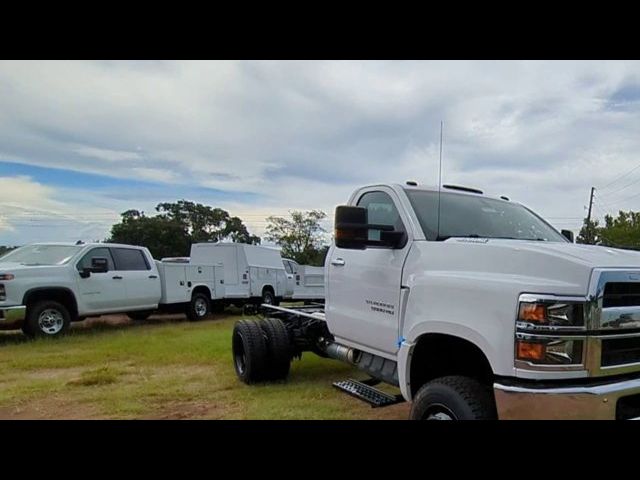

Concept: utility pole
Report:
left=587, top=187, right=595, bottom=243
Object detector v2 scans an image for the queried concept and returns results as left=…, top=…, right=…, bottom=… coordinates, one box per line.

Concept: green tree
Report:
left=599, top=210, right=640, bottom=249
left=576, top=218, right=601, bottom=245
left=156, top=200, right=260, bottom=244
left=265, top=210, right=328, bottom=265
left=107, top=201, right=260, bottom=259
left=107, top=210, right=191, bottom=259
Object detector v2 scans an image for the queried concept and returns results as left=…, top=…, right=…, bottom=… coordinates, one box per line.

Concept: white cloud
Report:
left=2, top=60, right=640, bottom=243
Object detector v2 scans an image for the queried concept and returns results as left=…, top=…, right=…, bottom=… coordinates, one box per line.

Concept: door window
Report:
left=357, top=191, right=406, bottom=242
left=76, top=247, right=115, bottom=272
left=111, top=248, right=150, bottom=271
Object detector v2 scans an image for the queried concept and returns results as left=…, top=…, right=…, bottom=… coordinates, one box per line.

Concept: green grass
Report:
left=0, top=313, right=409, bottom=419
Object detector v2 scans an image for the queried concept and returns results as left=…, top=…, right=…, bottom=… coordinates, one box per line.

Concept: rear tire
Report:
left=232, top=319, right=268, bottom=384
left=23, top=300, right=71, bottom=338
left=259, top=317, right=292, bottom=380
left=409, top=376, right=496, bottom=420
left=127, top=311, right=152, bottom=321
left=186, top=292, right=210, bottom=321
left=262, top=289, right=276, bottom=306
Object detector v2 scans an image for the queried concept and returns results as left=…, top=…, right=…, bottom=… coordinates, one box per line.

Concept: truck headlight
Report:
left=517, top=300, right=585, bottom=329
left=515, top=295, right=587, bottom=368
left=516, top=338, right=584, bottom=365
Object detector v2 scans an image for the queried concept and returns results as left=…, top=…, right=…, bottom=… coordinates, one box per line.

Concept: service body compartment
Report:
left=157, top=262, right=224, bottom=305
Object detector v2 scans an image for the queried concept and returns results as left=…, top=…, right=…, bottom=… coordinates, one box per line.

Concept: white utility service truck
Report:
left=232, top=182, right=640, bottom=420
left=0, top=242, right=224, bottom=337
left=282, top=258, right=325, bottom=302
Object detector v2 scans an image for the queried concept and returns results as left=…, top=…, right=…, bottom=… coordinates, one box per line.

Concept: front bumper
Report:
left=0, top=305, right=26, bottom=328
left=494, top=377, right=640, bottom=419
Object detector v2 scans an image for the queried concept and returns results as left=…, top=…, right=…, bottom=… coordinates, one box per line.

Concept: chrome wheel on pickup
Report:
left=23, top=300, right=71, bottom=338
left=186, top=292, right=210, bottom=321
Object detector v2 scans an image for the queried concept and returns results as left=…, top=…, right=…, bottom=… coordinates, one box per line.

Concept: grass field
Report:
left=0, top=311, right=409, bottom=419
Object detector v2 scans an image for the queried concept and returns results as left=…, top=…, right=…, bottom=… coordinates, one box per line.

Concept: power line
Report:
left=598, top=161, right=640, bottom=191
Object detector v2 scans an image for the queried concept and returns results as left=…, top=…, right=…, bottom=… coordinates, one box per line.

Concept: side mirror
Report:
left=335, top=206, right=368, bottom=249
left=561, top=229, right=574, bottom=243
left=334, top=205, right=405, bottom=249
left=91, top=257, right=109, bottom=273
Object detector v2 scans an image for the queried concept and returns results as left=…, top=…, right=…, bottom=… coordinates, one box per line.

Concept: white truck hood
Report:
left=407, top=239, right=640, bottom=297
left=471, top=239, right=640, bottom=269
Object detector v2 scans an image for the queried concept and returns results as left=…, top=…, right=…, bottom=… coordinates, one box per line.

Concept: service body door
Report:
left=326, top=187, right=412, bottom=356
left=111, top=247, right=160, bottom=309
left=75, top=247, right=125, bottom=313
left=283, top=260, right=296, bottom=298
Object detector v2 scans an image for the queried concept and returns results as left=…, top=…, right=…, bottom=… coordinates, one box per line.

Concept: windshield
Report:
left=0, top=245, right=83, bottom=265
left=404, top=190, right=567, bottom=242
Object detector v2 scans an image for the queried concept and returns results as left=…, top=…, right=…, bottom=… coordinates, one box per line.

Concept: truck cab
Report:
left=233, top=182, right=640, bottom=420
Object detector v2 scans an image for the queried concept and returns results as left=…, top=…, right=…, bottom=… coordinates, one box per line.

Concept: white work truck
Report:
left=282, top=258, right=325, bottom=302
left=190, top=242, right=287, bottom=307
left=0, top=242, right=223, bottom=338
left=232, top=182, right=640, bottom=420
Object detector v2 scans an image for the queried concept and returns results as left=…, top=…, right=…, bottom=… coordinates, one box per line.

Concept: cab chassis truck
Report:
left=232, top=182, right=640, bottom=420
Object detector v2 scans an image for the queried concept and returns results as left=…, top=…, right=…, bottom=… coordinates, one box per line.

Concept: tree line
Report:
left=107, top=200, right=329, bottom=265
left=577, top=210, right=640, bottom=249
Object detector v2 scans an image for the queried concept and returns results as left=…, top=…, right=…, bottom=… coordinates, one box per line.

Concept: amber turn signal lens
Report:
left=519, top=303, right=547, bottom=323
left=516, top=341, right=546, bottom=361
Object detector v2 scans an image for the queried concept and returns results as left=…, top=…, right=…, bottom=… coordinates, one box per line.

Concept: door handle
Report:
left=149, top=275, right=158, bottom=279
left=331, top=258, right=345, bottom=266
left=112, top=275, right=123, bottom=280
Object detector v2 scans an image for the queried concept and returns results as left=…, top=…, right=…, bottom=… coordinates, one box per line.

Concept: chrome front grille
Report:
left=602, top=282, right=640, bottom=308
left=587, top=269, right=640, bottom=374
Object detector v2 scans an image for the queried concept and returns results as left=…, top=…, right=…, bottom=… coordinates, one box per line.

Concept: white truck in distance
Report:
left=232, top=182, right=640, bottom=420
left=0, top=243, right=224, bottom=337
left=282, top=258, right=325, bottom=302
left=190, top=242, right=289, bottom=308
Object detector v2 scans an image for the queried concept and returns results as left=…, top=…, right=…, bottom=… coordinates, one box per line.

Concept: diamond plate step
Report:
left=333, top=378, right=405, bottom=408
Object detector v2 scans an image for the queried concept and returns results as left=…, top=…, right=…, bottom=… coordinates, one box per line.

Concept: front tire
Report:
left=232, top=319, right=268, bottom=384
left=409, top=376, right=496, bottom=420
left=186, top=292, right=210, bottom=321
left=23, top=300, right=71, bottom=338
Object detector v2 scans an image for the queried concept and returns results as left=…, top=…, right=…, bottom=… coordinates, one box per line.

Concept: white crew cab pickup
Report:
left=0, top=242, right=224, bottom=337
left=232, top=182, right=640, bottom=420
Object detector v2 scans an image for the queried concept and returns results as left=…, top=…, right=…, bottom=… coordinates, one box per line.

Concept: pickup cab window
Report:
left=404, top=189, right=567, bottom=242
left=77, top=247, right=115, bottom=271
left=111, top=248, right=150, bottom=271
left=283, top=261, right=293, bottom=274
left=357, top=191, right=406, bottom=242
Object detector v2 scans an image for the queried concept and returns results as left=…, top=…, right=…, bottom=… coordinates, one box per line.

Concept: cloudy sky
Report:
left=1, top=60, right=640, bottom=246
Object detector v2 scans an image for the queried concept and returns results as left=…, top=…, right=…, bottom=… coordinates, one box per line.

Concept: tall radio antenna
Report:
left=436, top=120, right=444, bottom=240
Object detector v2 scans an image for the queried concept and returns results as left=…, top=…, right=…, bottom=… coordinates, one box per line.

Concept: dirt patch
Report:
left=142, top=401, right=238, bottom=420
left=0, top=397, right=101, bottom=420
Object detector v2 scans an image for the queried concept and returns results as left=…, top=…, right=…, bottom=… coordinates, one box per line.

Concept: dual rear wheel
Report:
left=232, top=317, right=292, bottom=384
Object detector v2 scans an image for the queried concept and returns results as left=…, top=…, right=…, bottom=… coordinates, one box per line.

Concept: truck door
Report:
left=110, top=247, right=160, bottom=309
left=326, top=188, right=411, bottom=355
left=75, top=247, right=125, bottom=312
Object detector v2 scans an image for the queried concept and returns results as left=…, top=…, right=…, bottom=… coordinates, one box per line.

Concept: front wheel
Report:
left=186, top=293, right=210, bottom=321
left=23, top=300, right=71, bottom=338
left=409, top=376, right=496, bottom=420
